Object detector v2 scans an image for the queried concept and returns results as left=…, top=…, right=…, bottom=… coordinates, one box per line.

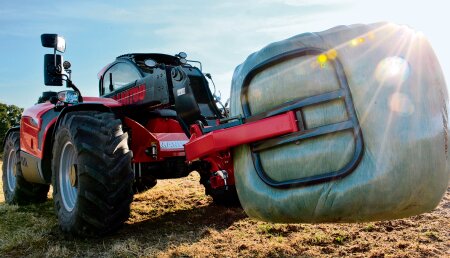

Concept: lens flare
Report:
left=316, top=54, right=328, bottom=68
left=350, top=37, right=365, bottom=47
left=389, top=92, right=414, bottom=115
left=317, top=54, right=327, bottom=63
left=326, top=49, right=338, bottom=60
left=375, top=56, right=410, bottom=84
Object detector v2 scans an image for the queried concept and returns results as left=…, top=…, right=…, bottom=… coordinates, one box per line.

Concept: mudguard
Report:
left=19, top=99, right=120, bottom=184
left=230, top=22, right=449, bottom=222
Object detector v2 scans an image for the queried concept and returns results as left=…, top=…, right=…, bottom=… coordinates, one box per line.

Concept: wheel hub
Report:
left=6, top=149, right=17, bottom=192
left=59, top=141, right=78, bottom=212
left=69, top=165, right=77, bottom=187
left=12, top=164, right=17, bottom=177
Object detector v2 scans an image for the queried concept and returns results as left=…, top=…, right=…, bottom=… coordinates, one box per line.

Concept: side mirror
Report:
left=41, top=34, right=66, bottom=53
left=44, top=54, right=64, bottom=86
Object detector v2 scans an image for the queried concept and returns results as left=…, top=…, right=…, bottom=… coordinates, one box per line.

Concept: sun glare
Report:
left=389, top=92, right=414, bottom=115
left=375, top=56, right=410, bottom=84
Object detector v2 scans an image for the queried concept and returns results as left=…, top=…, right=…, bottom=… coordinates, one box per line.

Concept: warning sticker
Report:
left=160, top=140, right=188, bottom=150
left=177, top=87, right=186, bottom=96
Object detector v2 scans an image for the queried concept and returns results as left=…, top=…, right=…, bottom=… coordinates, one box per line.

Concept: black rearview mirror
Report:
left=41, top=34, right=66, bottom=53
left=44, top=54, right=64, bottom=86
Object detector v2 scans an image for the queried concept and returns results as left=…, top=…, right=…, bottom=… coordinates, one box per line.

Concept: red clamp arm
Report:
left=185, top=111, right=298, bottom=161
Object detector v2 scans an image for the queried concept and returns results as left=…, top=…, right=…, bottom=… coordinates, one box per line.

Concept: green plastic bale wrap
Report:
left=230, top=22, right=449, bottom=223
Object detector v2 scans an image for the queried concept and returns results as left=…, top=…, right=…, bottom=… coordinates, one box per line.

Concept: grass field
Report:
left=0, top=160, right=449, bottom=257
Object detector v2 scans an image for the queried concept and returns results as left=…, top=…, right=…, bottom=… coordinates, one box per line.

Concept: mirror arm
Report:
left=61, top=74, right=83, bottom=102
left=68, top=80, right=83, bottom=103
left=53, top=48, right=57, bottom=69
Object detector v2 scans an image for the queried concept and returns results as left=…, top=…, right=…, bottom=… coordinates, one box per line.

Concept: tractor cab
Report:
left=97, top=52, right=223, bottom=133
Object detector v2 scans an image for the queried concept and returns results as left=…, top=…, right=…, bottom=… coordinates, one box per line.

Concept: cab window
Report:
left=102, top=62, right=141, bottom=94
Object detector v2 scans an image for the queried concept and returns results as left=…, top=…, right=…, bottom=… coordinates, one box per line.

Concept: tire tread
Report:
left=52, top=111, right=133, bottom=236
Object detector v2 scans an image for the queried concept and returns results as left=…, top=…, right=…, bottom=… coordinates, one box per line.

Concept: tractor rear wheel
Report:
left=52, top=111, right=133, bottom=236
left=2, top=131, right=49, bottom=205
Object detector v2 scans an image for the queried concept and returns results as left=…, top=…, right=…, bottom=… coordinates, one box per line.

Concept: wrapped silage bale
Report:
left=230, top=22, right=449, bottom=223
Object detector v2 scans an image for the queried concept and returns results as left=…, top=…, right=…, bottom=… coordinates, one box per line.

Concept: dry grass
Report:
left=0, top=160, right=449, bottom=257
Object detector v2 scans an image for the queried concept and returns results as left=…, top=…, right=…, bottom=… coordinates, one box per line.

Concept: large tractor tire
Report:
left=2, top=131, right=49, bottom=205
left=52, top=111, right=133, bottom=236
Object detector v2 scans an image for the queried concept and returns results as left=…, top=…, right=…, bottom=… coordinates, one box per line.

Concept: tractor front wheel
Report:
left=52, top=111, right=133, bottom=236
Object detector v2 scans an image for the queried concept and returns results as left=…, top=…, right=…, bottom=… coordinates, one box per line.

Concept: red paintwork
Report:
left=188, top=121, right=234, bottom=189
left=123, top=117, right=188, bottom=163
left=184, top=111, right=298, bottom=189
left=155, top=133, right=188, bottom=158
left=184, top=111, right=299, bottom=161
left=82, top=96, right=122, bottom=107
left=20, top=116, right=40, bottom=157
left=19, top=91, right=298, bottom=191
left=204, top=152, right=234, bottom=189
left=20, top=94, right=188, bottom=164
left=111, top=84, right=146, bottom=105
left=145, top=117, right=187, bottom=159
left=22, top=97, right=122, bottom=120
left=20, top=103, right=54, bottom=158
left=146, top=117, right=184, bottom=133
left=20, top=97, right=122, bottom=158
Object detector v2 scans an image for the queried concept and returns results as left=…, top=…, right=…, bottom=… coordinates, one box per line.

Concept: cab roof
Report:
left=116, top=53, right=182, bottom=66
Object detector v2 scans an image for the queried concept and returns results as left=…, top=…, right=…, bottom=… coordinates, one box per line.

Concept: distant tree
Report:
left=0, top=104, right=9, bottom=148
left=0, top=102, right=23, bottom=156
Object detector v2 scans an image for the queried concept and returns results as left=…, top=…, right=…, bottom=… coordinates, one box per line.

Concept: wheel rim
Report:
left=59, top=141, right=78, bottom=212
left=6, top=149, right=17, bottom=192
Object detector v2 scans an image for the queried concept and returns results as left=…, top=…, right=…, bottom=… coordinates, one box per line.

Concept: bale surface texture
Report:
left=230, top=22, right=449, bottom=222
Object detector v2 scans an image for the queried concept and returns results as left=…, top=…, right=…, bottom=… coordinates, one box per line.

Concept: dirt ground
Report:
left=0, top=160, right=449, bottom=257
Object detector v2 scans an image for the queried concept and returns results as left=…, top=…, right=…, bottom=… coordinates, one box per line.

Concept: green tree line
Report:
left=0, top=102, right=23, bottom=157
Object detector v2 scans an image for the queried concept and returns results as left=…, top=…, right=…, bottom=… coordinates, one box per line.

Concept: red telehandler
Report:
left=2, top=34, right=293, bottom=236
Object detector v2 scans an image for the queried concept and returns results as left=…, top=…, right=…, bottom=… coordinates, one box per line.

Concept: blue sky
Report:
left=1, top=0, right=449, bottom=108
